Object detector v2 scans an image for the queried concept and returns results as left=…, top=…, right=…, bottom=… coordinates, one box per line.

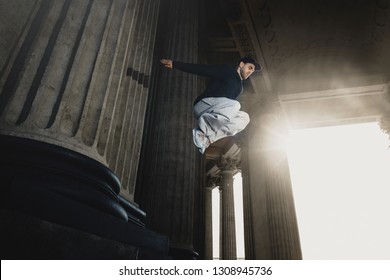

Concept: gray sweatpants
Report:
left=193, top=97, right=250, bottom=143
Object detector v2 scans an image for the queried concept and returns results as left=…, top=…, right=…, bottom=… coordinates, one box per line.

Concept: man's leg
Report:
left=193, top=97, right=249, bottom=143
left=212, top=110, right=250, bottom=143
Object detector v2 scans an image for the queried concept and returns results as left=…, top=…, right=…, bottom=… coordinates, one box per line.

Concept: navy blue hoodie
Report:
left=173, top=61, right=243, bottom=105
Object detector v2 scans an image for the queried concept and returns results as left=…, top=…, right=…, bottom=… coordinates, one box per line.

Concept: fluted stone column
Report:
left=0, top=0, right=159, bottom=202
left=135, top=0, right=201, bottom=258
left=240, top=143, right=254, bottom=260
left=204, top=178, right=215, bottom=260
left=218, top=156, right=239, bottom=260
left=0, top=0, right=168, bottom=258
left=244, top=99, right=302, bottom=259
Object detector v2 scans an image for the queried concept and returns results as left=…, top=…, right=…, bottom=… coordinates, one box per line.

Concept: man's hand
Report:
left=160, top=59, right=173, bottom=69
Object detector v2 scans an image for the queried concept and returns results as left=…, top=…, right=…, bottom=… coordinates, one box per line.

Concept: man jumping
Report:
left=160, top=57, right=261, bottom=154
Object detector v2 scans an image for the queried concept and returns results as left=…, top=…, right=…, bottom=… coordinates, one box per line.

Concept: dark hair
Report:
left=239, top=57, right=261, bottom=71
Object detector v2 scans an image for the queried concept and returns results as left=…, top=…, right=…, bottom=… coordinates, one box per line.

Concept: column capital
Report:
left=217, top=155, right=240, bottom=173
left=206, top=176, right=221, bottom=189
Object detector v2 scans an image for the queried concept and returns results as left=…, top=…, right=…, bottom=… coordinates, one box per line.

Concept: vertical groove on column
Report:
left=55, top=0, right=112, bottom=137
left=29, top=0, right=93, bottom=129
left=1, top=0, right=63, bottom=123
left=105, top=0, right=140, bottom=165
left=124, top=0, right=160, bottom=198
left=174, top=0, right=186, bottom=243
left=172, top=0, right=198, bottom=247
left=241, top=144, right=254, bottom=260
left=204, top=185, right=213, bottom=260
left=164, top=0, right=182, bottom=241
left=0, top=0, right=41, bottom=85
left=96, top=0, right=138, bottom=157
left=263, top=140, right=302, bottom=259
left=79, top=0, right=122, bottom=146
left=187, top=0, right=199, bottom=246
left=16, top=0, right=72, bottom=126
left=159, top=0, right=178, bottom=236
left=0, top=0, right=51, bottom=118
left=69, top=0, right=159, bottom=199
left=118, top=0, right=152, bottom=192
left=136, top=0, right=200, bottom=254
left=247, top=110, right=302, bottom=259
left=220, top=170, right=237, bottom=260
left=107, top=0, right=144, bottom=172
left=113, top=0, right=146, bottom=181
left=0, top=0, right=159, bottom=181
left=173, top=0, right=194, bottom=246
left=51, top=5, right=95, bottom=130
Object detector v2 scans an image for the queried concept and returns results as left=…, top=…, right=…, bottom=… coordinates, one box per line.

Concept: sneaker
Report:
left=192, top=129, right=210, bottom=154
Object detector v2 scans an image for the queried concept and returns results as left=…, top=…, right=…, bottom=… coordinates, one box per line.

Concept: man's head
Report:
left=237, top=57, right=261, bottom=80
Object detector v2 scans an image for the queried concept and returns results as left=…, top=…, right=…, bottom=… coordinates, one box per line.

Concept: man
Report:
left=160, top=57, right=261, bottom=154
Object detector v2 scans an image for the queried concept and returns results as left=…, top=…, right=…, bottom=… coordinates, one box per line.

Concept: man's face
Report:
left=238, top=62, right=255, bottom=80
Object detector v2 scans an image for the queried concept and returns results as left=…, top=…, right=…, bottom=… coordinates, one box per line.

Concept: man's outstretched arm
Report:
left=160, top=58, right=227, bottom=79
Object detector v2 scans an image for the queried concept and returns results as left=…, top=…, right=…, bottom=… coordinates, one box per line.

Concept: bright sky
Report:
left=286, top=122, right=390, bottom=259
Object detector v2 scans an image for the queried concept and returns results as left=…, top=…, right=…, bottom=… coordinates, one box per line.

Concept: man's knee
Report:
left=231, top=100, right=241, bottom=112
left=217, top=99, right=241, bottom=121
left=240, top=111, right=250, bottom=126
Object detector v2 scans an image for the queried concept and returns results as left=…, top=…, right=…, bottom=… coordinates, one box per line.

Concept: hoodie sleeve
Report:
left=172, top=61, right=228, bottom=79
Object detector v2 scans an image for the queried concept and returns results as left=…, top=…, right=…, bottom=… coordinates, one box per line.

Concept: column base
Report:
left=0, top=209, right=141, bottom=259
left=168, top=245, right=200, bottom=260
left=0, top=135, right=169, bottom=259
